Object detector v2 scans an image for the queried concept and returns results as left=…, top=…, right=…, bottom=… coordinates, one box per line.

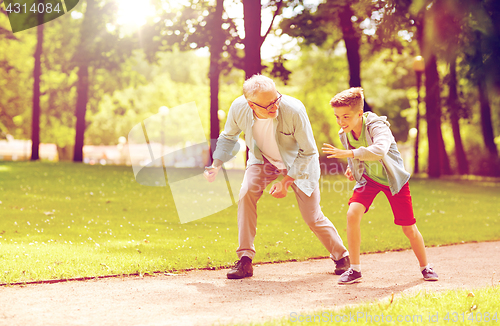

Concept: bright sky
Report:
left=71, top=0, right=394, bottom=55
left=191, top=1, right=287, bottom=59
left=219, top=0, right=321, bottom=60
left=116, top=0, right=156, bottom=27
left=70, top=0, right=321, bottom=60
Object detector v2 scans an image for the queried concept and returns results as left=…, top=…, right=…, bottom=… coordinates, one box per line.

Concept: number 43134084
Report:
left=443, top=311, right=498, bottom=322
left=5, top=2, right=62, bottom=14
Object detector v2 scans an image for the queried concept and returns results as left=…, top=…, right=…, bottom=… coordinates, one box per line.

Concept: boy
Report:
left=321, top=87, right=438, bottom=284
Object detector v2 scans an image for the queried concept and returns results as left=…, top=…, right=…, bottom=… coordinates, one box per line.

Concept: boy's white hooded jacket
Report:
left=339, top=112, right=411, bottom=195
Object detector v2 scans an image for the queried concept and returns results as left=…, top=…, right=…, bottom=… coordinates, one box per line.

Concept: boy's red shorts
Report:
left=348, top=175, right=416, bottom=226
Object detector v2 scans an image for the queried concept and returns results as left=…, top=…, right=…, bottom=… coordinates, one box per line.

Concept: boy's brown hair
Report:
left=330, top=87, right=364, bottom=112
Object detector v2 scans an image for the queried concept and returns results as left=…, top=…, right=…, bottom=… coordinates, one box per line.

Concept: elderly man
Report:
left=204, top=75, right=349, bottom=279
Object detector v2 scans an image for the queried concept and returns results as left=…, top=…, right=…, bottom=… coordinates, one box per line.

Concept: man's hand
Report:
left=203, top=165, right=221, bottom=183
left=269, top=175, right=294, bottom=199
left=321, top=143, right=354, bottom=159
left=344, top=166, right=355, bottom=181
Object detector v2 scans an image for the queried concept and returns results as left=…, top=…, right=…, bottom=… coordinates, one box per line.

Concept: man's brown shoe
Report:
left=227, top=256, right=253, bottom=279
left=334, top=256, right=350, bottom=275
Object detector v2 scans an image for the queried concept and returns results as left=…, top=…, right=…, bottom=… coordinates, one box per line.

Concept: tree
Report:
left=243, top=0, right=284, bottom=78
left=141, top=0, right=241, bottom=162
left=418, top=4, right=453, bottom=176
left=242, top=0, right=283, bottom=162
left=447, top=58, right=469, bottom=174
left=377, top=0, right=452, bottom=177
left=208, top=0, right=224, bottom=160
left=31, top=21, right=43, bottom=160
left=337, top=3, right=362, bottom=91
left=427, top=0, right=470, bottom=174
left=1, top=0, right=46, bottom=160
left=422, top=54, right=444, bottom=177
left=72, top=0, right=95, bottom=162
left=0, top=6, right=34, bottom=141
left=281, top=0, right=373, bottom=111
left=72, top=0, right=136, bottom=162
left=430, top=0, right=499, bottom=160
left=242, top=0, right=262, bottom=79
left=471, top=30, right=498, bottom=157
left=142, top=0, right=284, bottom=164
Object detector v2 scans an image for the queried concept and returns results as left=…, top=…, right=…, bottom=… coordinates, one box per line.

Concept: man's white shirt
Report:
left=252, top=115, right=286, bottom=170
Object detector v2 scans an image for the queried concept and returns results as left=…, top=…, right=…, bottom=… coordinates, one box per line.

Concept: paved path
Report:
left=1, top=241, right=499, bottom=326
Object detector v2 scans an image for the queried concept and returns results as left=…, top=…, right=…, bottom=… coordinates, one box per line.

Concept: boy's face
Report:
left=333, top=106, right=363, bottom=134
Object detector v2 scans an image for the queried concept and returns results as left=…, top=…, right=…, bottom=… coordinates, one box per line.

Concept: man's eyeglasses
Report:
left=249, top=92, right=282, bottom=111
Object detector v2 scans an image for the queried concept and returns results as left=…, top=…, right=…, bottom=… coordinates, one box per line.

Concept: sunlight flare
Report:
left=116, top=0, right=155, bottom=27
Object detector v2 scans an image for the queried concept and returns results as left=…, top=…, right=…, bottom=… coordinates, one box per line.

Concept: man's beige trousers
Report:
left=236, top=159, right=348, bottom=261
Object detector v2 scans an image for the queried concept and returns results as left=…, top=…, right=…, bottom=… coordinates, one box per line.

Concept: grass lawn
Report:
left=1, top=161, right=499, bottom=284
left=253, top=286, right=500, bottom=325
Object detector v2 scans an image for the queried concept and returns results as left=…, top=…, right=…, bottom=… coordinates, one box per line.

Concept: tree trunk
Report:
left=482, top=1, right=500, bottom=90
left=243, top=0, right=262, bottom=164
left=209, top=0, right=224, bottom=163
left=437, top=124, right=452, bottom=175
left=413, top=16, right=425, bottom=175
left=73, top=0, right=95, bottom=162
left=418, top=13, right=451, bottom=177
left=423, top=55, right=441, bottom=178
left=413, top=71, right=422, bottom=174
left=73, top=64, right=89, bottom=162
left=337, top=3, right=371, bottom=112
left=447, top=58, right=469, bottom=174
left=472, top=31, right=498, bottom=157
left=243, top=0, right=262, bottom=79
left=31, top=23, right=44, bottom=161
left=478, top=78, right=498, bottom=157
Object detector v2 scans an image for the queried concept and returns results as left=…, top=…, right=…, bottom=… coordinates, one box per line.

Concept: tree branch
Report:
left=261, top=0, right=283, bottom=47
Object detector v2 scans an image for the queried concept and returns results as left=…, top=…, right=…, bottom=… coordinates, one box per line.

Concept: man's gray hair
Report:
left=242, top=75, right=276, bottom=101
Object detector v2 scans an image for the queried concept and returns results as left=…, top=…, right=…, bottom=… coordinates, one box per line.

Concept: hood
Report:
left=364, top=111, right=390, bottom=127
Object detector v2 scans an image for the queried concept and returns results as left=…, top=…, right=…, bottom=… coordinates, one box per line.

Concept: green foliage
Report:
left=0, top=14, right=35, bottom=140
left=456, top=124, right=500, bottom=176
left=439, top=55, right=500, bottom=175
left=0, top=162, right=499, bottom=284
left=275, top=41, right=418, bottom=150
left=280, top=0, right=378, bottom=48
left=1, top=0, right=499, bottom=175
left=0, top=0, right=144, bottom=149
left=362, top=48, right=417, bottom=142
left=141, top=0, right=243, bottom=71
left=85, top=50, right=221, bottom=145
left=279, top=41, right=349, bottom=150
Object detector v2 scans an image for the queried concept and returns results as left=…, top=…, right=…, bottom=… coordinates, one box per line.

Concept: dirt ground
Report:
left=0, top=241, right=499, bottom=326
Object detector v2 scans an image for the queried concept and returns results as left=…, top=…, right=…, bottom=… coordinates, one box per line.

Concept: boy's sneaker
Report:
left=338, top=268, right=362, bottom=284
left=421, top=266, right=439, bottom=281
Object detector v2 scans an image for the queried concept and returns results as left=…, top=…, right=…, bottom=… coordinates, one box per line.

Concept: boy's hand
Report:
left=321, top=143, right=354, bottom=159
left=345, top=167, right=355, bottom=181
